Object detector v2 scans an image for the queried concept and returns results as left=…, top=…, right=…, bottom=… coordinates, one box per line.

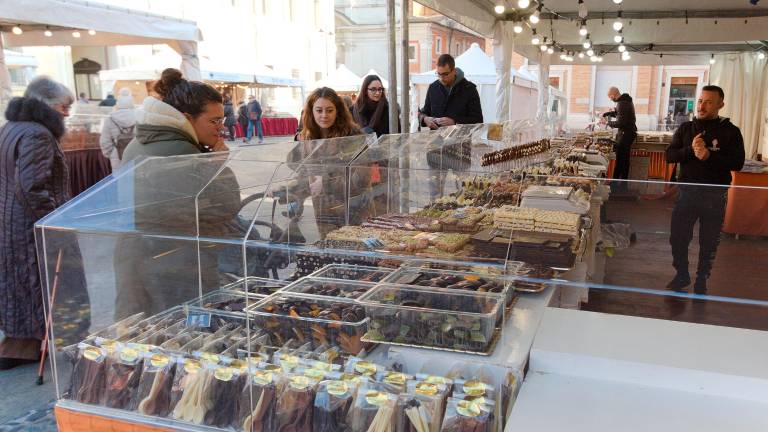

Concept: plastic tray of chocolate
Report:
left=282, top=277, right=376, bottom=300
left=358, top=284, right=503, bottom=354
left=308, top=263, right=394, bottom=283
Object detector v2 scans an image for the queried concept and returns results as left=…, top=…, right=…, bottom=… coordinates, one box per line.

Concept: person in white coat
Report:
left=99, top=88, right=135, bottom=171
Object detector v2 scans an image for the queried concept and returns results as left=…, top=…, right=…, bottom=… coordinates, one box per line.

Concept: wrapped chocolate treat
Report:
left=168, top=358, right=204, bottom=417
left=239, top=369, right=280, bottom=432
left=69, top=343, right=108, bottom=405
left=102, top=345, right=144, bottom=409
left=344, top=357, right=387, bottom=378
left=274, top=375, right=319, bottom=432
left=347, top=383, right=397, bottom=432
left=313, top=379, right=356, bottom=432
left=172, top=362, right=215, bottom=424
left=135, top=352, right=176, bottom=417
left=375, top=371, right=414, bottom=394
left=203, top=366, right=247, bottom=428
left=440, top=398, right=491, bottom=432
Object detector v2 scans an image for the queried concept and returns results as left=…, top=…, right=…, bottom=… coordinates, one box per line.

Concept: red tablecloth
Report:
left=262, top=117, right=298, bottom=136
left=64, top=148, right=112, bottom=196
left=723, top=171, right=768, bottom=236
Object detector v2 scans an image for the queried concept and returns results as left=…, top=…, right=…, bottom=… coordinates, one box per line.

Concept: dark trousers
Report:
left=669, top=186, right=728, bottom=280
left=612, top=131, right=635, bottom=190
left=227, top=125, right=236, bottom=140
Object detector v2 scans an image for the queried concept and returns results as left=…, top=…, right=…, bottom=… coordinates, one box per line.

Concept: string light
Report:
left=709, top=54, right=715, bottom=65
left=614, top=30, right=623, bottom=43
left=540, top=37, right=549, bottom=51
left=513, top=21, right=524, bottom=33
left=547, top=46, right=554, bottom=54
left=618, top=44, right=626, bottom=52
left=586, top=48, right=595, bottom=57
left=613, top=0, right=623, bottom=4
left=12, top=25, right=23, bottom=35
left=88, top=29, right=96, bottom=36
left=44, top=27, right=53, bottom=37
left=518, top=0, right=531, bottom=8
left=579, top=20, right=588, bottom=36
left=613, top=11, right=624, bottom=31
left=530, top=4, right=542, bottom=24
left=578, top=0, right=588, bottom=19
left=578, top=52, right=585, bottom=58
left=597, top=56, right=604, bottom=62
left=758, top=52, right=766, bottom=60
left=531, top=29, right=541, bottom=45
left=622, top=51, right=631, bottom=61
left=583, top=36, right=592, bottom=49
left=72, top=30, right=81, bottom=38
left=590, top=55, right=598, bottom=62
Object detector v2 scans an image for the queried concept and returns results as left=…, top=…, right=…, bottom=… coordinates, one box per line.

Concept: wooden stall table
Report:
left=261, top=116, right=298, bottom=136
left=723, top=170, right=768, bottom=237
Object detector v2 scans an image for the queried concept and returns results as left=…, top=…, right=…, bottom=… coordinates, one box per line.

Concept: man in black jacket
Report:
left=665, top=85, right=745, bottom=294
left=602, top=87, right=637, bottom=191
left=419, top=54, right=483, bottom=129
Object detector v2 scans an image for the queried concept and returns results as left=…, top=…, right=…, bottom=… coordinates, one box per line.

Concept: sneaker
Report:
left=693, top=277, right=707, bottom=295
left=666, top=274, right=691, bottom=292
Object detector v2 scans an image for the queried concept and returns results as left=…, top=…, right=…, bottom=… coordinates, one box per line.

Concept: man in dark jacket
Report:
left=602, top=87, right=637, bottom=191
left=665, top=85, right=745, bottom=294
left=419, top=54, right=483, bottom=129
left=247, top=95, right=264, bottom=143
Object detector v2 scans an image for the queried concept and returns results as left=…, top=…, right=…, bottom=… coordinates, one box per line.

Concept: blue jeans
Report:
left=247, top=119, right=263, bottom=141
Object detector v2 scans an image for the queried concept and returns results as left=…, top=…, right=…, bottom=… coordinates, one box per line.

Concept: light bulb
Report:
left=531, top=30, right=540, bottom=45
left=578, top=0, right=588, bottom=19
left=541, top=44, right=548, bottom=52
left=618, top=44, right=626, bottom=53
left=547, top=47, right=554, bottom=54
left=44, top=29, right=53, bottom=37
left=578, top=52, right=585, bottom=59
left=88, top=29, right=96, bottom=36
left=597, top=56, right=604, bottom=62
left=622, top=52, right=631, bottom=61
left=613, top=20, right=623, bottom=31
left=613, top=0, right=623, bottom=3
left=709, top=55, right=716, bottom=65
left=614, top=34, right=623, bottom=44
left=12, top=26, right=23, bottom=35
left=518, top=0, right=530, bottom=8
left=586, top=49, right=594, bottom=57
left=590, top=55, right=598, bottom=62
left=513, top=22, right=523, bottom=33
left=72, top=30, right=81, bottom=38
left=583, top=40, right=591, bottom=49
left=758, top=52, right=766, bottom=60
left=560, top=53, right=566, bottom=60
left=579, top=22, right=588, bottom=36
left=530, top=9, right=540, bottom=24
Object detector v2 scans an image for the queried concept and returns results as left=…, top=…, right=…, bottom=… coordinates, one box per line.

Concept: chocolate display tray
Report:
left=361, top=327, right=501, bottom=356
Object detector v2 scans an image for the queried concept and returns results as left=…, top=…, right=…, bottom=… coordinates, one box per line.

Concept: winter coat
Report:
left=419, top=68, right=483, bottom=126
left=223, top=101, right=236, bottom=127
left=352, top=99, right=399, bottom=136
left=247, top=100, right=263, bottom=121
left=666, top=117, right=745, bottom=186
left=237, top=103, right=249, bottom=129
left=99, top=107, right=136, bottom=170
left=113, top=97, right=242, bottom=320
left=0, top=97, right=88, bottom=341
left=603, top=93, right=637, bottom=133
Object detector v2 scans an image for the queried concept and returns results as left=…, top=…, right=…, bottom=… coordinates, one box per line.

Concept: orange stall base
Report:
left=55, top=405, right=174, bottom=432
left=723, top=171, right=768, bottom=237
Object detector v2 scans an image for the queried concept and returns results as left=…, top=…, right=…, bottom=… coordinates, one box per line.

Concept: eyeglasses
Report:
left=436, top=70, right=454, bottom=77
left=367, top=87, right=385, bottom=93
left=208, top=117, right=225, bottom=126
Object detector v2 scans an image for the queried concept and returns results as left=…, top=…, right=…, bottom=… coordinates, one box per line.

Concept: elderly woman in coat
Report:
left=0, top=77, right=89, bottom=369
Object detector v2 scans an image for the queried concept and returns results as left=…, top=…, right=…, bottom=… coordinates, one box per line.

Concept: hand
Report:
left=692, top=133, right=706, bottom=151
left=211, top=138, right=229, bottom=152
left=424, top=116, right=439, bottom=129
left=435, top=117, right=456, bottom=126
left=309, top=176, right=323, bottom=196
left=694, top=146, right=710, bottom=161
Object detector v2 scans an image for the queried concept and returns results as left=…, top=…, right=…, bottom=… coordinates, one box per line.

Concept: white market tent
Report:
left=0, top=0, right=202, bottom=123
left=362, top=69, right=389, bottom=89
left=415, top=0, right=768, bottom=156
left=315, top=64, right=363, bottom=93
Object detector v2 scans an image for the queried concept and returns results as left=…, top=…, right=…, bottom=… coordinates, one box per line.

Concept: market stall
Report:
left=60, top=113, right=112, bottom=196
left=315, top=63, right=363, bottom=94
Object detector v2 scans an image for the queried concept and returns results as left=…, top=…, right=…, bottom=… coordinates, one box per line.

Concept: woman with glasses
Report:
left=114, top=69, right=241, bottom=320
left=352, top=75, right=397, bottom=137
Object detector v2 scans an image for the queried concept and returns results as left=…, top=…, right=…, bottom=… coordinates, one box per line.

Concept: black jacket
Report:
left=223, top=101, right=236, bottom=126
left=603, top=93, right=637, bottom=133
left=419, top=70, right=483, bottom=126
left=666, top=117, right=745, bottom=186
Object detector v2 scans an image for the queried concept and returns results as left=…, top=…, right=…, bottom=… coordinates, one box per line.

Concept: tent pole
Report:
left=386, top=0, right=399, bottom=134
left=399, top=0, right=410, bottom=133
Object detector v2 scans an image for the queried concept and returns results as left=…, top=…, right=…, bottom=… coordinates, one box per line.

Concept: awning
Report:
left=315, top=64, right=363, bottom=92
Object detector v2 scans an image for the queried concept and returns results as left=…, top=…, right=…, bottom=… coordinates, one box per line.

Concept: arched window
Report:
left=73, top=58, right=102, bottom=100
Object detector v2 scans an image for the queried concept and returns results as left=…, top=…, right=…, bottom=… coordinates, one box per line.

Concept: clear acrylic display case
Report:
left=35, top=124, right=768, bottom=430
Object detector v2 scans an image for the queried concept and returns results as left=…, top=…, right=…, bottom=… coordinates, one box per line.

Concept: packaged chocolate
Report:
left=102, top=345, right=144, bottom=409
left=69, top=343, right=107, bottom=405
left=135, top=352, right=176, bottom=417
left=313, top=379, right=356, bottom=432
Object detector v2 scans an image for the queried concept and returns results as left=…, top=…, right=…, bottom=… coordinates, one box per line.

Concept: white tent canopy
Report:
left=315, top=64, right=362, bottom=92
left=362, top=69, right=389, bottom=89
left=0, top=0, right=203, bottom=121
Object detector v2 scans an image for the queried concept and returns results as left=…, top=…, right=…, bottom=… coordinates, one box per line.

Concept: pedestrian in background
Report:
left=99, top=87, right=135, bottom=171
left=353, top=74, right=396, bottom=137
left=223, top=95, right=236, bottom=140
left=247, top=95, right=264, bottom=143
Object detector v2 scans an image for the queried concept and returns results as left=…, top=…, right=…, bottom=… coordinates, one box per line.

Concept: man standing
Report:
left=665, top=85, right=745, bottom=294
left=419, top=54, right=483, bottom=129
left=247, top=95, right=264, bottom=143
left=602, top=87, right=637, bottom=191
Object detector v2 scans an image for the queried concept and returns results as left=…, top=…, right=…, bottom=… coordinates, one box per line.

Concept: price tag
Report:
left=186, top=312, right=211, bottom=328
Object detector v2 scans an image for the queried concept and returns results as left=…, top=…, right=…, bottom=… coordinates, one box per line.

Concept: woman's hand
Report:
left=212, top=138, right=229, bottom=152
